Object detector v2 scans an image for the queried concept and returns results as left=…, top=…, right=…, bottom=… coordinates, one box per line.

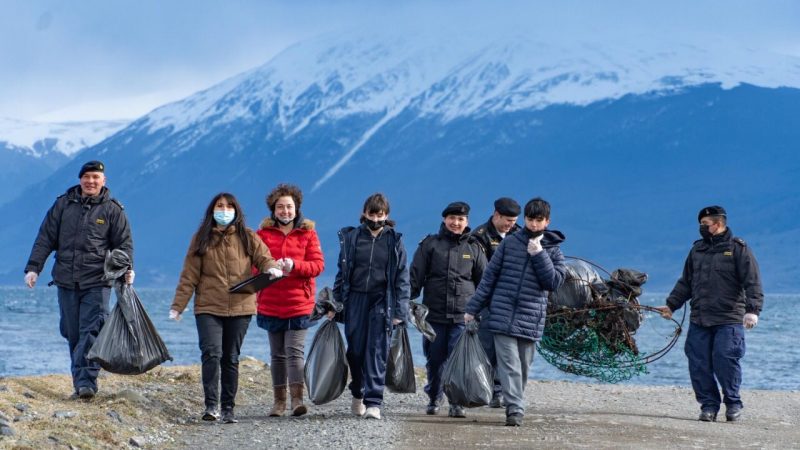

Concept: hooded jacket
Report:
left=25, top=185, right=133, bottom=289
left=256, top=216, right=325, bottom=319
left=666, top=227, right=764, bottom=326
left=171, top=226, right=278, bottom=317
left=332, top=224, right=411, bottom=326
left=410, top=223, right=487, bottom=324
left=465, top=228, right=567, bottom=341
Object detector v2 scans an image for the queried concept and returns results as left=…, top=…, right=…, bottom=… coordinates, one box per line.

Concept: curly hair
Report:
left=266, top=183, right=303, bottom=214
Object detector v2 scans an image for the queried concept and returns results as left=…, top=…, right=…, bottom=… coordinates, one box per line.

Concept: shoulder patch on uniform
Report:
left=733, top=237, right=746, bottom=246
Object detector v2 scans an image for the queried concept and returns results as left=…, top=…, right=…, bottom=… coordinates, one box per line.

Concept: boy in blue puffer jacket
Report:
left=465, top=197, right=567, bottom=427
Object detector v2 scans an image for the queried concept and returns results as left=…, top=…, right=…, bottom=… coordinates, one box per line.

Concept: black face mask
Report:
left=366, top=219, right=386, bottom=231
left=699, top=224, right=713, bottom=240
left=528, top=229, right=545, bottom=239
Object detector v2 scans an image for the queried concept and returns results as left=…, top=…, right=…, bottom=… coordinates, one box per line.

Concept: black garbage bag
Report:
left=385, top=324, right=415, bottom=393
left=309, top=286, right=343, bottom=321
left=87, top=250, right=172, bottom=375
left=549, top=259, right=603, bottom=309
left=409, top=302, right=437, bottom=342
left=606, top=268, right=648, bottom=331
left=304, top=319, right=349, bottom=405
left=442, top=321, right=493, bottom=408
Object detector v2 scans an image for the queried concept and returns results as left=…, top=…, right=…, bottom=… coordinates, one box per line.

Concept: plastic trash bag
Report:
left=442, top=321, right=493, bottom=408
left=309, top=286, right=343, bottom=321
left=409, top=302, right=437, bottom=342
left=549, top=259, right=603, bottom=309
left=304, top=319, right=349, bottom=405
left=87, top=250, right=172, bottom=375
left=385, top=324, right=415, bottom=393
left=606, top=268, right=648, bottom=331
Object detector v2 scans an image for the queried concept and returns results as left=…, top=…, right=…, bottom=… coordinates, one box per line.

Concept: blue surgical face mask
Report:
left=213, top=210, right=235, bottom=226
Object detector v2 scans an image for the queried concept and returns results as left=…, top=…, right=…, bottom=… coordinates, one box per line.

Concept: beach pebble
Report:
left=107, top=410, right=123, bottom=423
left=14, top=403, right=29, bottom=412
left=53, top=411, right=77, bottom=419
left=1, top=425, right=15, bottom=436
left=116, top=389, right=149, bottom=404
left=129, top=436, right=146, bottom=447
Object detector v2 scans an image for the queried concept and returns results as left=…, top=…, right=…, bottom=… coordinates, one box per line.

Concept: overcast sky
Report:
left=2, top=0, right=798, bottom=122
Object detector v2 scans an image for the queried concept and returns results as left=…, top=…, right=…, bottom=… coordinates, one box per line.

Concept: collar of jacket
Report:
left=698, top=227, right=733, bottom=249
left=438, top=222, right=472, bottom=242
left=212, top=225, right=237, bottom=236
left=259, top=215, right=315, bottom=231
left=484, top=217, right=520, bottom=239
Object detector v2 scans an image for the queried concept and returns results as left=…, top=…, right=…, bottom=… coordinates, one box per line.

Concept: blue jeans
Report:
left=57, top=286, right=110, bottom=392
left=423, top=321, right=465, bottom=404
left=685, top=323, right=746, bottom=412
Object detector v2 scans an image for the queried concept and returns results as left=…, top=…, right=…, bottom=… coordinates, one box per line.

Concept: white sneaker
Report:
left=364, top=406, right=381, bottom=420
left=351, top=398, right=366, bottom=416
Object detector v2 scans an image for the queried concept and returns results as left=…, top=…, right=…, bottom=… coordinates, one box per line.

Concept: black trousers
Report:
left=195, top=314, right=252, bottom=409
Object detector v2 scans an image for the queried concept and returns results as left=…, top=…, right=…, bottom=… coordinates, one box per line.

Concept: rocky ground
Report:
left=1, top=359, right=798, bottom=449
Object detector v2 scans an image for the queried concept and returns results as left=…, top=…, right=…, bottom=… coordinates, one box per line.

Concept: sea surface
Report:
left=1, top=287, right=797, bottom=391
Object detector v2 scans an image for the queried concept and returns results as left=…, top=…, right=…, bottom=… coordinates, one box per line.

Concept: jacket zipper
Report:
left=508, top=255, right=531, bottom=334
left=365, top=234, right=377, bottom=292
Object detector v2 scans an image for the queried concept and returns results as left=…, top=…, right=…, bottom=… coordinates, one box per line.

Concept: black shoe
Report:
left=505, top=413, right=523, bottom=426
left=426, top=404, right=440, bottom=415
left=489, top=393, right=504, bottom=409
left=202, top=406, right=220, bottom=421
left=448, top=405, right=466, bottom=418
left=77, top=386, right=95, bottom=400
left=725, top=405, right=742, bottom=422
left=221, top=408, right=238, bottom=424
left=698, top=410, right=717, bottom=422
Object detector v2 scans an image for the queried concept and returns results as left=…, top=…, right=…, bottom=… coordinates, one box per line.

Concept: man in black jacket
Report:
left=656, top=205, right=763, bottom=423
left=24, top=161, right=134, bottom=400
left=410, top=201, right=486, bottom=418
left=470, top=197, right=520, bottom=408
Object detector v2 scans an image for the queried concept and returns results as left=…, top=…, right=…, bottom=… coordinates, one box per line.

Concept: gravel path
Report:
left=174, top=375, right=800, bottom=449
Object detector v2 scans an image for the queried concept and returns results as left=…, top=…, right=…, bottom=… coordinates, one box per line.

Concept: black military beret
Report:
left=79, top=160, right=105, bottom=178
left=494, top=197, right=521, bottom=217
left=442, top=201, right=470, bottom=217
left=698, top=205, right=727, bottom=222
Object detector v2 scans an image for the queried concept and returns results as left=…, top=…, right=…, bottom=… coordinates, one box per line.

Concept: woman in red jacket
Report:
left=256, top=184, right=325, bottom=417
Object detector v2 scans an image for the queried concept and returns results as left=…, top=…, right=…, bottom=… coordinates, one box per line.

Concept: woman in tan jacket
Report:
left=170, top=192, right=281, bottom=423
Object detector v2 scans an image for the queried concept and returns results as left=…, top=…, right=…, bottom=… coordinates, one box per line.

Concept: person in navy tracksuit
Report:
left=465, top=197, right=566, bottom=427
left=333, top=193, right=411, bottom=421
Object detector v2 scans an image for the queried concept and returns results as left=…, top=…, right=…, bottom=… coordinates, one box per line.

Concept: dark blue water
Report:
left=1, top=287, right=797, bottom=391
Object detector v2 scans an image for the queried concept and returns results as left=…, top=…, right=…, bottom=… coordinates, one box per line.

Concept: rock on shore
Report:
left=1, top=358, right=798, bottom=449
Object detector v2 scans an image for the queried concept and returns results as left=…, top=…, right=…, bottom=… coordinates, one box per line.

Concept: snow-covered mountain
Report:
left=0, top=118, right=129, bottom=205
left=2, top=31, right=799, bottom=290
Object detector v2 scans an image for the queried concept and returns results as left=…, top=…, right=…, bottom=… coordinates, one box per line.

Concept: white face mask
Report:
left=213, top=210, right=235, bottom=226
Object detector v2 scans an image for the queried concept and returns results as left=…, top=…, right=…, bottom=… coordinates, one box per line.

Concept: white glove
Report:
left=24, top=271, right=38, bottom=288
left=266, top=267, right=283, bottom=279
left=743, top=313, right=758, bottom=329
left=125, top=270, right=135, bottom=285
left=279, top=258, right=294, bottom=273
left=527, top=235, right=543, bottom=255
left=169, top=309, right=182, bottom=321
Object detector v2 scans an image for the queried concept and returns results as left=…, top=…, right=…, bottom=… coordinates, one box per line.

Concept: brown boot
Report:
left=289, top=383, right=308, bottom=416
left=268, top=385, right=287, bottom=417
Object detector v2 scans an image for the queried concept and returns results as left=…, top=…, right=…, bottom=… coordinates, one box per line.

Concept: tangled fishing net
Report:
left=537, top=258, right=680, bottom=383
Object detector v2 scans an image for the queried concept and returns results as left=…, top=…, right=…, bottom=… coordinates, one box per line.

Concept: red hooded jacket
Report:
left=256, top=217, right=325, bottom=319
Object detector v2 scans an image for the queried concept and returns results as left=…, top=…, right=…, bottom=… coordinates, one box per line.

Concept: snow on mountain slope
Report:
left=0, top=118, right=129, bottom=157
left=142, top=30, right=800, bottom=139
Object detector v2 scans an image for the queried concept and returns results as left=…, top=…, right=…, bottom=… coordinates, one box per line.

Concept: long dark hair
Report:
left=193, top=192, right=254, bottom=257
left=359, top=192, right=396, bottom=227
